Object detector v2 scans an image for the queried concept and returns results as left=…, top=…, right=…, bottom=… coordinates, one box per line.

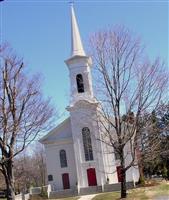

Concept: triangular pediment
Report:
left=39, top=117, right=72, bottom=144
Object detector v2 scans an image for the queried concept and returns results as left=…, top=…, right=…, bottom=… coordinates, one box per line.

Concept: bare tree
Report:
left=89, top=26, right=168, bottom=198
left=0, top=47, right=54, bottom=200
left=14, top=143, right=46, bottom=192
left=32, top=143, right=47, bottom=187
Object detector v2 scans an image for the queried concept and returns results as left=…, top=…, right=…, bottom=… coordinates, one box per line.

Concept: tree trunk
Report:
left=120, top=149, right=127, bottom=199
left=121, top=167, right=127, bottom=198
left=167, top=160, right=169, bottom=180
left=3, top=160, right=15, bottom=200
left=6, top=179, right=15, bottom=200
left=139, top=163, right=143, bottom=176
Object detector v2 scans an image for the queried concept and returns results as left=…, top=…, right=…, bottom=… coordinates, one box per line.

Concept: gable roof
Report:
left=39, top=117, right=72, bottom=144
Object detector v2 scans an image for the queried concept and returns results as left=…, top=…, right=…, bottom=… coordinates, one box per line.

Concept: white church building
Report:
left=40, top=5, right=139, bottom=195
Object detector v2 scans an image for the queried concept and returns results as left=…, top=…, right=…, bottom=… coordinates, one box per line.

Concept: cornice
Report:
left=65, top=55, right=92, bottom=68
left=67, top=99, right=99, bottom=111
left=44, top=138, right=73, bottom=146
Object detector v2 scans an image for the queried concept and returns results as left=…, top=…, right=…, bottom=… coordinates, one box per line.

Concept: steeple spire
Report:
left=70, top=4, right=86, bottom=57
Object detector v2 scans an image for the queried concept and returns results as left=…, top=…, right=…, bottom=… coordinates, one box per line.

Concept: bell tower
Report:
left=65, top=4, right=95, bottom=107
left=65, top=4, right=105, bottom=189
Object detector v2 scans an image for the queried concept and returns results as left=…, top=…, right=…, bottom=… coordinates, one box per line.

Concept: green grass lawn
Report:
left=92, top=191, right=120, bottom=200
left=58, top=197, right=80, bottom=200
left=154, top=182, right=169, bottom=195
left=92, top=191, right=148, bottom=200
left=93, top=181, right=169, bottom=200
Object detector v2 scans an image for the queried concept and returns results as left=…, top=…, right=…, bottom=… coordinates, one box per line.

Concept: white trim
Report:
left=44, top=138, right=73, bottom=146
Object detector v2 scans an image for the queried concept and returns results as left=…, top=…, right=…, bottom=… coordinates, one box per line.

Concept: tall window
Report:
left=60, top=149, right=67, bottom=168
left=82, top=127, right=94, bottom=161
left=76, top=74, right=84, bottom=93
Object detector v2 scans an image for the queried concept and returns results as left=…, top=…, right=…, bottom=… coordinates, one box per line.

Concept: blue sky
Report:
left=0, top=0, right=168, bottom=123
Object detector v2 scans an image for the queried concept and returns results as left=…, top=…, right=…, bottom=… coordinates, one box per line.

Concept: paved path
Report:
left=154, top=195, right=169, bottom=200
left=79, top=194, right=97, bottom=200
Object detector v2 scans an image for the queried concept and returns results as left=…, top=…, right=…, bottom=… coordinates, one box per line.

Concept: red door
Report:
left=87, top=168, right=97, bottom=186
left=116, top=166, right=123, bottom=182
left=62, top=173, right=70, bottom=189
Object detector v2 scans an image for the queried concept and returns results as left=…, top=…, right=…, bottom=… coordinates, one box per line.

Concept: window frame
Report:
left=82, top=127, right=94, bottom=161
left=60, top=149, right=68, bottom=168
left=48, top=174, right=53, bottom=181
left=76, top=74, right=85, bottom=93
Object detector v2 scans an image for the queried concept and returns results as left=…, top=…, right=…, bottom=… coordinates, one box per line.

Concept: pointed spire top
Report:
left=70, top=4, right=86, bottom=57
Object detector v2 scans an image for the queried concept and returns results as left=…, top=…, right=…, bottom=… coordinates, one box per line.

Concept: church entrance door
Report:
left=62, top=173, right=70, bottom=189
left=116, top=166, right=123, bottom=182
left=87, top=168, right=97, bottom=186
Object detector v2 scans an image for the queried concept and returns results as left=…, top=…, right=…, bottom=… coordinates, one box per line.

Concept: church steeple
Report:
left=65, top=4, right=95, bottom=107
left=70, top=4, right=86, bottom=57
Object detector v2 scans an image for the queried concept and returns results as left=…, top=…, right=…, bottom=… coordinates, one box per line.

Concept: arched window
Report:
left=60, top=150, right=67, bottom=168
left=76, top=74, right=84, bottom=93
left=82, top=127, right=94, bottom=161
